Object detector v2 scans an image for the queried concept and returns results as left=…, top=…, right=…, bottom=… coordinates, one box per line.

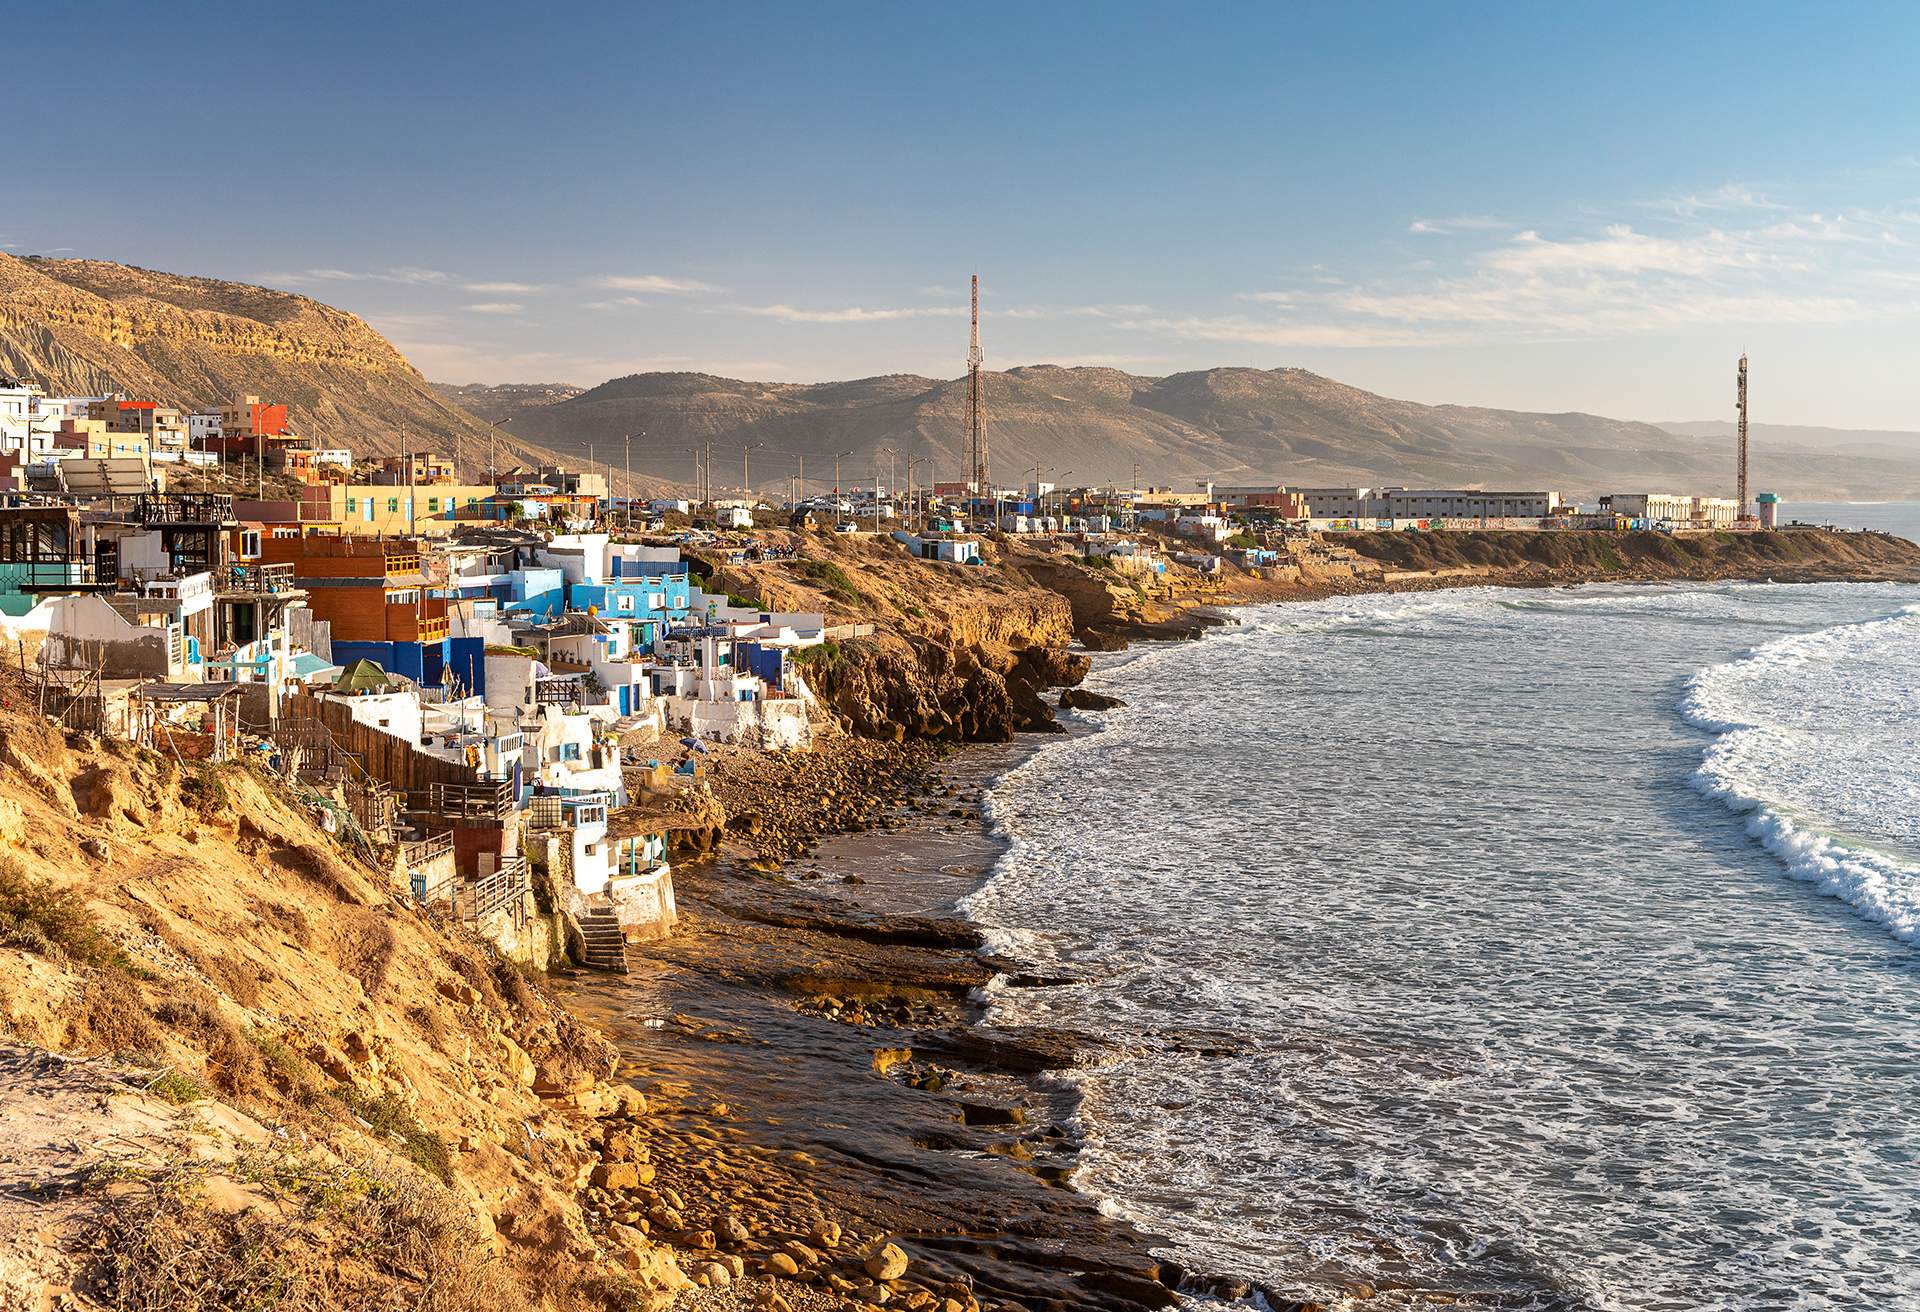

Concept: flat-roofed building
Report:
left=1602, top=493, right=1741, bottom=528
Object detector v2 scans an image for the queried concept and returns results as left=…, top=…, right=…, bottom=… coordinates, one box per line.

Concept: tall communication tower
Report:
left=967, top=274, right=988, bottom=494
left=1735, top=353, right=1750, bottom=517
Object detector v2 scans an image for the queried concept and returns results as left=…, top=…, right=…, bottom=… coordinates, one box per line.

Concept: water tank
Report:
left=1757, top=492, right=1781, bottom=530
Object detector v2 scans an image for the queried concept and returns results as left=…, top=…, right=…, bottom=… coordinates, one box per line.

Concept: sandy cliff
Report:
left=0, top=671, right=696, bottom=1310
left=0, top=254, right=618, bottom=483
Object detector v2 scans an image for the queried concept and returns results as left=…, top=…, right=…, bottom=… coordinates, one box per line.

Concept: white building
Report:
left=1603, top=493, right=1741, bottom=528
left=1295, top=487, right=1561, bottom=520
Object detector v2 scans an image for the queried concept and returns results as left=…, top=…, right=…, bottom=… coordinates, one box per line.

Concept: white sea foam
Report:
left=964, top=581, right=1920, bottom=1310
left=1679, top=605, right=1920, bottom=943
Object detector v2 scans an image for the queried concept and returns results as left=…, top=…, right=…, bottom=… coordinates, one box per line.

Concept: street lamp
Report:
left=742, top=441, right=764, bottom=501
left=832, top=450, right=853, bottom=518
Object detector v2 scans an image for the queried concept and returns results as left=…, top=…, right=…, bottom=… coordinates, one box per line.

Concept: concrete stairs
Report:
left=578, top=906, right=629, bottom=974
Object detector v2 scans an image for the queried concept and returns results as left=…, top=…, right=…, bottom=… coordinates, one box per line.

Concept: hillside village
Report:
left=0, top=372, right=1829, bottom=974
left=4, top=368, right=1919, bottom=1312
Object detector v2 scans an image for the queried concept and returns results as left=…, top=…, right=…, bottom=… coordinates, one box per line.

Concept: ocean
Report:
left=965, top=532, right=1920, bottom=1309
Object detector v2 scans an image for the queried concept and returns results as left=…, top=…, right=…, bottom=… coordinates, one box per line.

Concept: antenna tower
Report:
left=1736, top=353, right=1749, bottom=517
left=968, top=275, right=988, bottom=494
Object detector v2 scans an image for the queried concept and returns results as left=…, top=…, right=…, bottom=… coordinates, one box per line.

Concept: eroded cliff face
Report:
left=700, top=532, right=1087, bottom=742
left=0, top=253, right=582, bottom=476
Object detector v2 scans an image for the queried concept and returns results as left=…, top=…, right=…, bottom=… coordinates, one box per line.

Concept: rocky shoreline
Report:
left=538, top=531, right=1920, bottom=1311
left=560, top=736, right=1199, bottom=1311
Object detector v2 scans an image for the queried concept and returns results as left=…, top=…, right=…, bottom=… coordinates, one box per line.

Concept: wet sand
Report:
left=555, top=740, right=1195, bottom=1312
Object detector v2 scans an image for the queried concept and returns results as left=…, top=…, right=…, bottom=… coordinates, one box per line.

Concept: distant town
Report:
left=0, top=373, right=1791, bottom=967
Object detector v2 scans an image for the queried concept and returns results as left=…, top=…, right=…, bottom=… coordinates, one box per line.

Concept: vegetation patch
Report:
left=97, top=1154, right=504, bottom=1312
left=794, top=559, right=864, bottom=604
left=330, top=1086, right=452, bottom=1184
left=0, top=854, right=120, bottom=966
left=146, top=1069, right=212, bottom=1105
left=178, top=765, right=231, bottom=818
left=791, top=638, right=845, bottom=675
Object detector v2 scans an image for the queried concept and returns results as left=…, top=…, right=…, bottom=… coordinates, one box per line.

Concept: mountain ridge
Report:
left=444, top=367, right=1920, bottom=500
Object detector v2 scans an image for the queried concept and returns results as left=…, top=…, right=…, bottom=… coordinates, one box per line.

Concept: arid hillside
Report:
left=463, top=365, right=1920, bottom=500
left=0, top=254, right=609, bottom=483
left=0, top=671, right=700, bottom=1309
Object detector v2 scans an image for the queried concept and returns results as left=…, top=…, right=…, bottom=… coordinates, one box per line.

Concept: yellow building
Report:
left=329, top=484, right=500, bottom=536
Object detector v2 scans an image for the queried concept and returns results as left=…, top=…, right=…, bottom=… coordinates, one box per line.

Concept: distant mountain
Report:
left=477, top=365, right=1920, bottom=500
left=1659, top=419, right=1920, bottom=461
left=0, top=253, right=601, bottom=484
left=434, top=381, right=586, bottom=425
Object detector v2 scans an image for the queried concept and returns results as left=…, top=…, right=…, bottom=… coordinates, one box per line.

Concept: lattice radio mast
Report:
left=1736, top=353, right=1749, bottom=517
left=968, top=274, right=988, bottom=494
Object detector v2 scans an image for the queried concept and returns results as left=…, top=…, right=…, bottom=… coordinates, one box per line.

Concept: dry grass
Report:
left=97, top=1154, right=509, bottom=1312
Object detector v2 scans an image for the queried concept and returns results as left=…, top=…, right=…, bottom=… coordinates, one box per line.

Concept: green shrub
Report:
left=148, top=1069, right=212, bottom=1105
left=0, top=855, right=118, bottom=966
left=179, top=766, right=230, bottom=817
left=330, top=1087, right=452, bottom=1184
left=794, top=560, right=863, bottom=604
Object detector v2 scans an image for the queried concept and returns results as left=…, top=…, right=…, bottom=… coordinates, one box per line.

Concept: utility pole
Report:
left=624, top=432, right=632, bottom=530
left=906, top=456, right=927, bottom=532
left=1736, top=353, right=1750, bottom=520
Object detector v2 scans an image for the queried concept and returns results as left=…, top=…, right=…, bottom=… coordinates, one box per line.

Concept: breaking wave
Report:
left=1679, top=604, right=1920, bottom=943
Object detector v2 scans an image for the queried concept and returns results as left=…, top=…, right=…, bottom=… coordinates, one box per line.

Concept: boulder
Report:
left=864, top=1241, right=909, bottom=1281
left=591, top=1162, right=642, bottom=1191
left=1059, top=687, right=1124, bottom=711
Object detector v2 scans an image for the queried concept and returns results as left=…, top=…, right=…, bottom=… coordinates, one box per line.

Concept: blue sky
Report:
left=8, top=1, right=1920, bottom=426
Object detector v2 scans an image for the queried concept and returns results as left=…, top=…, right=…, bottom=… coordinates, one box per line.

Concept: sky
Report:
left=8, top=1, right=1920, bottom=428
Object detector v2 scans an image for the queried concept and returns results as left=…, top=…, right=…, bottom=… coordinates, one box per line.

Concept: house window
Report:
left=346, top=497, right=357, bottom=512
left=387, top=498, right=400, bottom=513
left=427, top=497, right=439, bottom=512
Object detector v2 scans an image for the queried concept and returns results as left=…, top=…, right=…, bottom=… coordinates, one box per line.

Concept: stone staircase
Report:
left=578, top=906, right=629, bottom=974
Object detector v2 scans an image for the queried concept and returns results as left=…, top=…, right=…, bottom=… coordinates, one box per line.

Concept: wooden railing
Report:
left=458, top=857, right=530, bottom=922
left=400, top=830, right=454, bottom=870
left=405, top=779, right=515, bottom=820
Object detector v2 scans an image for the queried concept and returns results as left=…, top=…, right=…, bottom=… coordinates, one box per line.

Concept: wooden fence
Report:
left=279, top=692, right=477, bottom=795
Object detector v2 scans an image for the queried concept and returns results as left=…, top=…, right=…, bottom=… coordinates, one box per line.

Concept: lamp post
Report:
left=832, top=450, right=852, bottom=517
left=742, top=441, right=763, bottom=501
left=905, top=456, right=927, bottom=532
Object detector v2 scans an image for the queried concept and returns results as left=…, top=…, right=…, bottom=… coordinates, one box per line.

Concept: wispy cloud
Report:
left=1000, top=303, right=1150, bottom=320
left=1645, top=182, right=1786, bottom=217
left=462, top=302, right=526, bottom=315
left=593, top=274, right=719, bottom=295
left=729, top=302, right=965, bottom=324
left=1159, top=188, right=1920, bottom=353
left=463, top=280, right=542, bottom=293
left=1408, top=215, right=1510, bottom=236
left=262, top=266, right=452, bottom=286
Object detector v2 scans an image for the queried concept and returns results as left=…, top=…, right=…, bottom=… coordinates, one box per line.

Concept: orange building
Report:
left=259, top=535, right=449, bottom=645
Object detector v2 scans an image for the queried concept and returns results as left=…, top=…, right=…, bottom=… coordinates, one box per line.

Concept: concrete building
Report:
left=328, top=483, right=500, bottom=536
left=1294, top=487, right=1561, bottom=520
left=86, top=398, right=189, bottom=450
left=1601, top=493, right=1741, bottom=529
left=1212, top=486, right=1311, bottom=516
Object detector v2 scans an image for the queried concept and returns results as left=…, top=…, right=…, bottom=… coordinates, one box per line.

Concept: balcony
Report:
left=416, top=613, right=450, bottom=643
left=215, top=562, right=299, bottom=595
left=136, top=492, right=236, bottom=526
left=527, top=791, right=611, bottom=830
left=404, top=779, right=515, bottom=821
